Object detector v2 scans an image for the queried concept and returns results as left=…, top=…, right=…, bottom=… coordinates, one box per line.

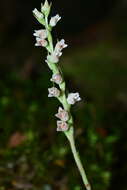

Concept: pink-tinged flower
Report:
left=57, top=121, right=69, bottom=132
left=46, top=39, right=67, bottom=63
left=55, top=107, right=69, bottom=122
left=49, top=14, right=61, bottom=27
left=67, top=93, right=81, bottom=105
left=33, top=8, right=44, bottom=19
left=33, top=29, right=47, bottom=39
left=48, top=87, right=60, bottom=97
left=50, top=73, right=63, bottom=84
left=55, top=39, right=68, bottom=53
left=35, top=37, right=48, bottom=47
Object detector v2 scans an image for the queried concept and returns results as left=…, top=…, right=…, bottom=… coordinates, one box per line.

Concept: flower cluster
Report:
left=33, top=29, right=48, bottom=47
left=55, top=107, right=69, bottom=131
left=33, top=0, right=81, bottom=132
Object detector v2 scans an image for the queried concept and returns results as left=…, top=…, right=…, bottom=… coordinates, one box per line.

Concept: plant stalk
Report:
left=65, top=127, right=91, bottom=190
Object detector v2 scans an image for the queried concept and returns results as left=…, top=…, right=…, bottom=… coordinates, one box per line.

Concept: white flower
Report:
left=57, top=121, right=69, bottom=132
left=55, top=39, right=68, bottom=53
left=50, top=73, right=63, bottom=84
left=46, top=39, right=67, bottom=63
left=35, top=37, right=48, bottom=47
left=55, top=107, right=69, bottom=122
left=33, top=8, right=44, bottom=19
left=48, top=87, right=60, bottom=97
left=49, top=14, right=61, bottom=27
left=67, top=93, right=81, bottom=105
left=33, top=29, right=47, bottom=39
left=47, top=53, right=59, bottom=63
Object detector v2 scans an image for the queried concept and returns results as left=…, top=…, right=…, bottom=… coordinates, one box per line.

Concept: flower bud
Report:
left=49, top=14, right=61, bottom=27
left=57, top=121, right=69, bottom=132
left=67, top=93, right=81, bottom=105
left=55, top=107, right=69, bottom=122
left=50, top=73, right=63, bottom=84
left=41, top=0, right=51, bottom=17
left=48, top=87, right=60, bottom=97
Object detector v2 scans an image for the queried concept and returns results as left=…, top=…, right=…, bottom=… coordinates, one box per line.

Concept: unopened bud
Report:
left=41, top=0, right=51, bottom=17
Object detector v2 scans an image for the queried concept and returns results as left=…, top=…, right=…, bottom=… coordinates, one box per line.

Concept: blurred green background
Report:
left=0, top=0, right=127, bottom=189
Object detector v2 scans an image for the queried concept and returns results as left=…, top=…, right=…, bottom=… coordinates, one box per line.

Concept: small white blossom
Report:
left=35, top=37, right=48, bottom=47
left=33, top=29, right=47, bottom=39
left=67, top=93, right=81, bottom=105
left=46, top=39, right=67, bottom=63
left=55, top=107, right=69, bottom=122
left=55, top=39, right=68, bottom=53
left=47, top=52, right=59, bottom=63
left=49, top=14, right=61, bottom=27
left=33, top=8, right=44, bottom=19
left=48, top=87, right=60, bottom=97
left=57, top=121, right=69, bottom=132
left=50, top=73, right=63, bottom=84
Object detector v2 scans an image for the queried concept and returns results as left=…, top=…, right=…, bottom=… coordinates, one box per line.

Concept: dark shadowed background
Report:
left=0, top=0, right=127, bottom=190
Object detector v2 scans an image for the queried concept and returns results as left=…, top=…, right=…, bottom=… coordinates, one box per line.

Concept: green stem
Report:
left=45, top=16, right=54, bottom=52
left=65, top=127, right=91, bottom=190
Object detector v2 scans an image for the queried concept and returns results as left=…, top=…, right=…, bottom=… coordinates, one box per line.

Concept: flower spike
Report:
left=33, top=1, right=91, bottom=189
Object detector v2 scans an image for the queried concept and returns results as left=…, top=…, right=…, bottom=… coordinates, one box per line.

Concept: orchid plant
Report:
left=33, top=1, right=91, bottom=189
